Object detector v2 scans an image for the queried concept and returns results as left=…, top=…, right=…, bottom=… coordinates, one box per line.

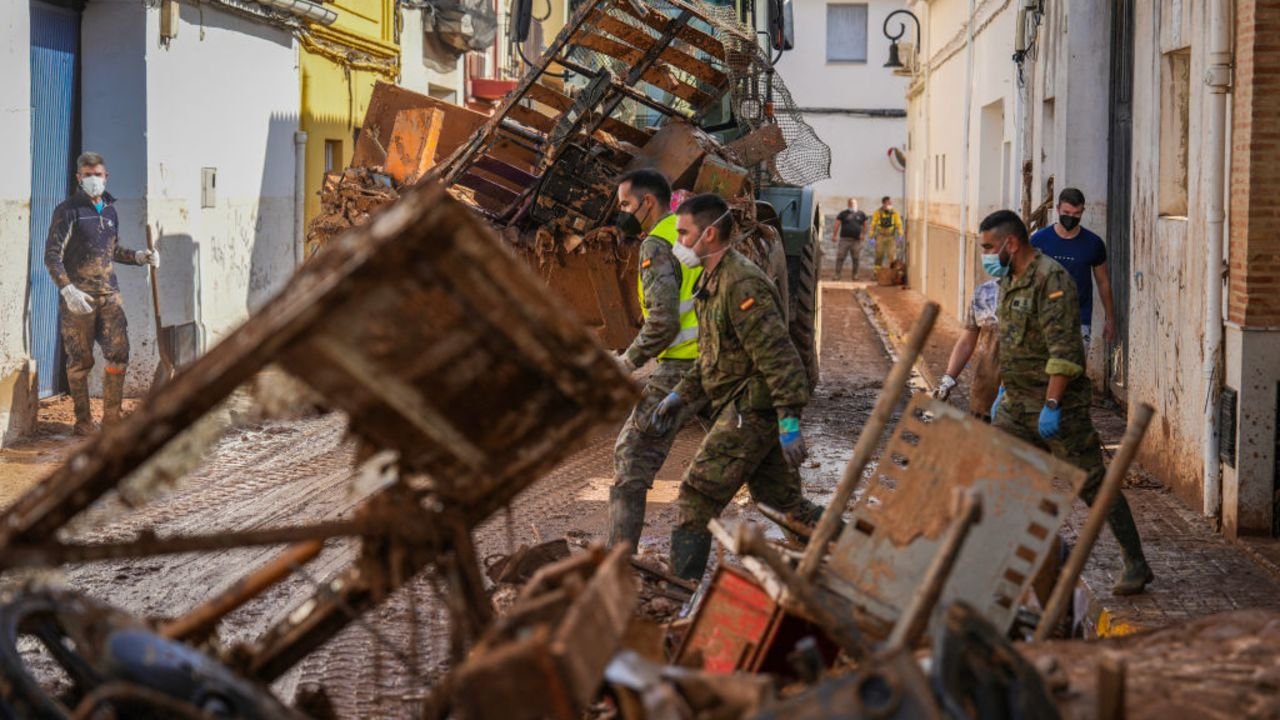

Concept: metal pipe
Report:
left=294, top=130, right=308, bottom=266
left=886, top=489, right=982, bottom=651
left=1202, top=0, right=1232, bottom=518
left=797, top=301, right=940, bottom=581
left=256, top=0, right=337, bottom=25
left=956, top=0, right=976, bottom=320
left=160, top=540, right=324, bottom=641
left=1034, top=403, right=1154, bottom=642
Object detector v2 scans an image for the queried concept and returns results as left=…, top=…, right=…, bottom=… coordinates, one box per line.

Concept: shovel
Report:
left=147, top=226, right=177, bottom=388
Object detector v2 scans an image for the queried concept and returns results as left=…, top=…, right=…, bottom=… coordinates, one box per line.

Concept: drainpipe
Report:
left=1202, top=0, right=1232, bottom=517
left=956, top=0, right=976, bottom=317
left=919, top=2, right=931, bottom=296
left=294, top=130, right=308, bottom=266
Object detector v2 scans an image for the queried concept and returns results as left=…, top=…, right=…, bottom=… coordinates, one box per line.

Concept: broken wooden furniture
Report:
left=817, top=396, right=1085, bottom=641
left=0, top=182, right=638, bottom=708
left=444, top=545, right=637, bottom=720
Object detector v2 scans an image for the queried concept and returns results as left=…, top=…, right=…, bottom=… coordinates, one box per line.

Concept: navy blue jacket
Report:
left=45, top=190, right=141, bottom=295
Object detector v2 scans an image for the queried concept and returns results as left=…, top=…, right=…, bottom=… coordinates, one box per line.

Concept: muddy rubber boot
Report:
left=68, top=375, right=96, bottom=436
left=669, top=525, right=713, bottom=582
left=606, top=486, right=648, bottom=551
left=1107, top=494, right=1154, bottom=596
left=102, top=367, right=126, bottom=426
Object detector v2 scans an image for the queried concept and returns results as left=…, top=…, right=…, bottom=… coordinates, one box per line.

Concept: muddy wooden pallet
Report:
left=431, top=0, right=735, bottom=233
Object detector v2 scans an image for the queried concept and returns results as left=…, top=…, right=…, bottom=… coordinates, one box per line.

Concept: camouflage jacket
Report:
left=45, top=191, right=141, bottom=294
left=674, top=249, right=809, bottom=417
left=997, top=250, right=1089, bottom=412
left=623, top=230, right=683, bottom=368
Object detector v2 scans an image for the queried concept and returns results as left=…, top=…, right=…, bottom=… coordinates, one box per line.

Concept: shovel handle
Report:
left=145, top=226, right=172, bottom=367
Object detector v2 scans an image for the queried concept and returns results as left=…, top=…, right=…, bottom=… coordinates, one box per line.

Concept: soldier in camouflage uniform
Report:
left=651, top=194, right=825, bottom=581
left=607, top=170, right=705, bottom=551
left=980, top=210, right=1152, bottom=596
left=45, top=152, right=158, bottom=435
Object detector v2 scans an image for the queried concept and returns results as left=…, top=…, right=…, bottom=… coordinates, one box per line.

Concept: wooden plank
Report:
left=383, top=107, right=444, bottom=184
left=589, top=10, right=726, bottom=88
left=354, top=82, right=489, bottom=168
left=607, top=0, right=724, bottom=58
left=474, top=155, right=539, bottom=187
left=525, top=82, right=574, bottom=113
left=574, top=32, right=713, bottom=107
left=456, top=172, right=521, bottom=205
left=508, top=103, right=557, bottom=135
left=601, top=120, right=650, bottom=146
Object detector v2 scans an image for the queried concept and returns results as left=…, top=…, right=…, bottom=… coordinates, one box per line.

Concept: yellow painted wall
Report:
left=300, top=0, right=399, bottom=223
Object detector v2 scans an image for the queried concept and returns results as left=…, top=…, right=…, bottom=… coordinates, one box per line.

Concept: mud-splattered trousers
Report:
left=669, top=250, right=824, bottom=581
left=994, top=251, right=1147, bottom=572
left=833, top=237, right=863, bottom=280
left=45, top=191, right=141, bottom=422
left=609, top=359, right=700, bottom=548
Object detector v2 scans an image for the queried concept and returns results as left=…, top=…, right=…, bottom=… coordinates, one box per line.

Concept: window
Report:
left=1159, top=49, right=1191, bottom=217
left=826, top=4, right=868, bottom=63
left=324, top=140, right=342, bottom=173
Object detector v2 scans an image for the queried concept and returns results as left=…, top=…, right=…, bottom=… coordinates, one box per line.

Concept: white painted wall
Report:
left=775, top=0, right=908, bottom=212
left=82, top=0, right=299, bottom=394
left=0, top=2, right=36, bottom=445
left=400, top=7, right=466, bottom=102
left=1124, top=0, right=1212, bottom=506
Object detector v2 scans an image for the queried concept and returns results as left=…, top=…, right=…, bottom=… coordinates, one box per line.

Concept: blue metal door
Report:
left=29, top=1, right=81, bottom=398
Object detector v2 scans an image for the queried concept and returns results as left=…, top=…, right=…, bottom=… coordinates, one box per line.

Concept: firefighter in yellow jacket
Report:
left=870, top=195, right=904, bottom=270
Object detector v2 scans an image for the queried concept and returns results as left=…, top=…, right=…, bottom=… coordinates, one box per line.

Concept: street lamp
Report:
left=883, top=9, right=921, bottom=71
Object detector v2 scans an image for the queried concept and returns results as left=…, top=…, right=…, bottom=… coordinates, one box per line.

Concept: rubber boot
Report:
left=669, top=525, right=713, bottom=582
left=606, top=486, right=649, bottom=551
left=102, top=367, right=126, bottom=426
left=68, top=375, right=96, bottom=436
left=1106, top=494, right=1154, bottom=596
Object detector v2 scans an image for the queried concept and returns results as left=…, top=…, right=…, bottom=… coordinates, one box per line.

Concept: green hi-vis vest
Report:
left=640, top=214, right=702, bottom=360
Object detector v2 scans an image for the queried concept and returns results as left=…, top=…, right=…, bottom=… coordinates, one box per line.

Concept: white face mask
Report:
left=673, top=241, right=701, bottom=268
left=676, top=209, right=733, bottom=268
left=80, top=176, right=106, bottom=198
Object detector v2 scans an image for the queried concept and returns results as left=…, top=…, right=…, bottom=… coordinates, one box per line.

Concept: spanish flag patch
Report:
left=641, top=258, right=652, bottom=269
left=739, top=297, right=756, bottom=311
left=1048, top=290, right=1065, bottom=300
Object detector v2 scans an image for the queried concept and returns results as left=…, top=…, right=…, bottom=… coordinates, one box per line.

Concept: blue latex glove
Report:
left=990, top=385, right=1005, bottom=419
left=1038, top=404, right=1063, bottom=439
left=650, top=392, right=684, bottom=435
left=778, top=415, right=807, bottom=467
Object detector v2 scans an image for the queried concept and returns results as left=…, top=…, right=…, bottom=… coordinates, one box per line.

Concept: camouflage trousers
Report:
left=833, top=238, right=862, bottom=280
left=608, top=359, right=701, bottom=549
left=670, top=403, right=824, bottom=581
left=993, top=398, right=1147, bottom=568
left=61, top=290, right=130, bottom=384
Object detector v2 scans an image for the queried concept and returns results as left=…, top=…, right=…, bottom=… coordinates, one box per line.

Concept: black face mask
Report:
left=1059, top=215, right=1081, bottom=231
left=613, top=199, right=651, bottom=238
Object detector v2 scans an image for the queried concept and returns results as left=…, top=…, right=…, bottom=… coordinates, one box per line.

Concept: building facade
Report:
left=775, top=0, right=909, bottom=214
left=1, top=0, right=309, bottom=445
left=299, top=0, right=399, bottom=224
left=902, top=0, right=1280, bottom=539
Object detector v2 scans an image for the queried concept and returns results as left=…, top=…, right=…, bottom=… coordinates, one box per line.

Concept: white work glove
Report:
left=135, top=249, right=160, bottom=268
left=60, top=284, right=94, bottom=315
left=932, top=374, right=957, bottom=401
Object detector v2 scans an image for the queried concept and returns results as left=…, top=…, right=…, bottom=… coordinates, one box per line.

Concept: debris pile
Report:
left=304, top=168, right=398, bottom=258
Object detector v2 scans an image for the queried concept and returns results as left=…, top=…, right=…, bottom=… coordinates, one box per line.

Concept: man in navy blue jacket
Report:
left=45, top=152, right=158, bottom=434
